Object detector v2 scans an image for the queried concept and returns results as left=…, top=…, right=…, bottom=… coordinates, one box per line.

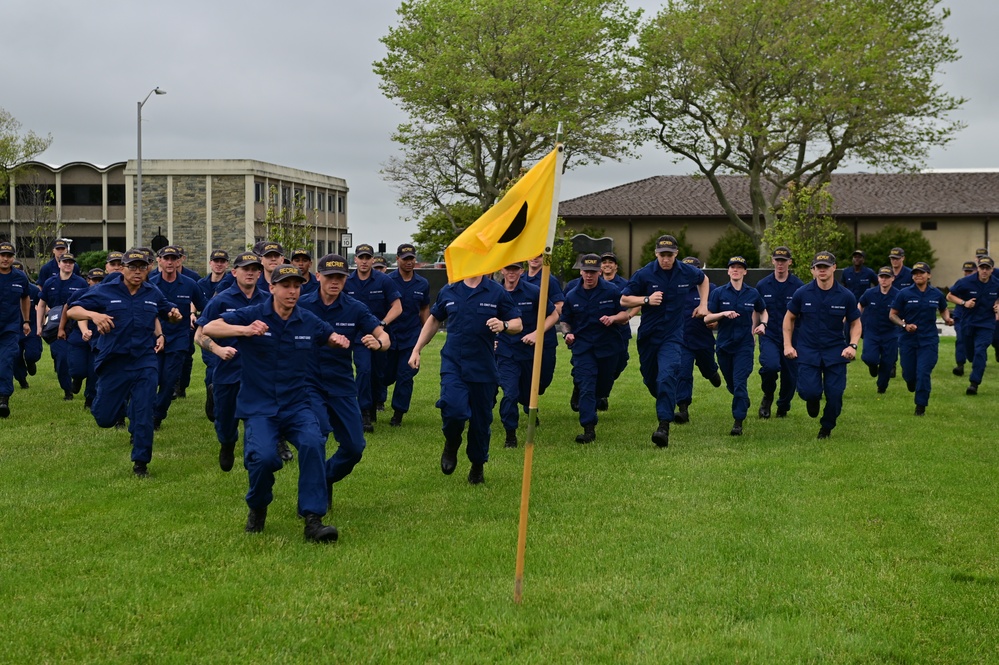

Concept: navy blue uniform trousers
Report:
left=861, top=334, right=898, bottom=393
left=900, top=335, right=938, bottom=407
left=571, top=351, right=617, bottom=427
left=243, top=402, right=328, bottom=517
left=796, top=359, right=848, bottom=431
left=718, top=345, right=754, bottom=420
left=964, top=325, right=994, bottom=385
left=438, top=374, right=496, bottom=464
left=91, top=358, right=157, bottom=463
left=677, top=346, right=717, bottom=407
left=384, top=347, right=419, bottom=413
left=637, top=336, right=683, bottom=421
left=758, top=335, right=798, bottom=412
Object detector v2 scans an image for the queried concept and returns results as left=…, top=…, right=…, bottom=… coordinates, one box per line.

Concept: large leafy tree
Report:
left=375, top=0, right=641, bottom=236
left=631, top=0, right=965, bottom=263
left=1, top=107, right=52, bottom=193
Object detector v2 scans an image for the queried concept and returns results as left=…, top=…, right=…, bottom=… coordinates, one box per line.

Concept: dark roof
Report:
left=558, top=172, right=999, bottom=218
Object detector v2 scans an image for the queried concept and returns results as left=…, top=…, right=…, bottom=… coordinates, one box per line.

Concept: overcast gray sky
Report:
left=6, top=1, right=995, bottom=247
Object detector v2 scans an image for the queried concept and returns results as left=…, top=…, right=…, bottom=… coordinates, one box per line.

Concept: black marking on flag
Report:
left=498, top=202, right=528, bottom=244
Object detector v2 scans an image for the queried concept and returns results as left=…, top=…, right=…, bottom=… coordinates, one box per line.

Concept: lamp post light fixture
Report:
left=136, top=86, right=166, bottom=247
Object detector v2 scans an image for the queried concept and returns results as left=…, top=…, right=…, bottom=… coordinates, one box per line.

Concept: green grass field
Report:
left=1, top=336, right=998, bottom=664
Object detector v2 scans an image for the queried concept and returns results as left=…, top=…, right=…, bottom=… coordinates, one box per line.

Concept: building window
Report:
left=254, top=182, right=265, bottom=202
left=920, top=221, right=937, bottom=231
left=317, top=193, right=324, bottom=211
left=306, top=191, right=315, bottom=210
left=107, top=185, right=126, bottom=206
left=337, top=196, right=344, bottom=214
left=281, top=187, right=290, bottom=206
left=328, top=194, right=334, bottom=212
left=18, top=184, right=57, bottom=206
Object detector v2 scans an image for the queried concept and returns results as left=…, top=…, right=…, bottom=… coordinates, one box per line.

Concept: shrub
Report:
left=707, top=227, right=760, bottom=269
left=76, top=250, right=108, bottom=273
left=858, top=224, right=937, bottom=270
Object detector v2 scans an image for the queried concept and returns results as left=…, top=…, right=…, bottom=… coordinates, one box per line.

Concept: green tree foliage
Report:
left=411, top=201, right=483, bottom=261
left=762, top=183, right=848, bottom=280
left=707, top=227, right=761, bottom=269
left=638, top=226, right=695, bottom=266
left=632, top=0, right=965, bottom=263
left=375, top=0, right=641, bottom=220
left=263, top=186, right=313, bottom=252
left=858, top=224, right=937, bottom=271
left=0, top=107, right=52, bottom=192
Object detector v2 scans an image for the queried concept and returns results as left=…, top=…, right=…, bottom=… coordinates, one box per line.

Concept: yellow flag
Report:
left=444, top=148, right=558, bottom=283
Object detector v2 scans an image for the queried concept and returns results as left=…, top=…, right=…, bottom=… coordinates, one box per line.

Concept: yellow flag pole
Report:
left=514, top=137, right=564, bottom=604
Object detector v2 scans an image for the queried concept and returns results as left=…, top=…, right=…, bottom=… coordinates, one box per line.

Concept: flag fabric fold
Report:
left=444, top=148, right=559, bottom=283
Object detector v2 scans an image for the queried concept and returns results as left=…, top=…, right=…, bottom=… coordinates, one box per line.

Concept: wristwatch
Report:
left=848, top=343, right=858, bottom=349
left=643, top=296, right=650, bottom=305
left=503, top=320, right=509, bottom=331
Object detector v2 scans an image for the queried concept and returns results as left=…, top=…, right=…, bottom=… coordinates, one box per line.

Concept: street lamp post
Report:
left=136, top=86, right=166, bottom=247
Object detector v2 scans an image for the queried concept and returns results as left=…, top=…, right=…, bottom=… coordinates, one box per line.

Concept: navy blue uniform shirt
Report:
left=72, top=280, right=177, bottom=371
left=622, top=259, right=706, bottom=342
left=709, top=283, right=765, bottom=353
left=948, top=273, right=999, bottom=329
left=196, top=284, right=268, bottom=385
left=892, top=266, right=914, bottom=290
left=891, top=285, right=948, bottom=341
left=523, top=271, right=563, bottom=349
left=859, top=286, right=900, bottom=338
left=388, top=270, right=431, bottom=349
left=756, top=272, right=805, bottom=345
left=221, top=299, right=334, bottom=418
left=299, top=290, right=381, bottom=396
left=149, top=272, right=208, bottom=352
left=787, top=280, right=859, bottom=363
left=496, top=279, right=554, bottom=362
left=561, top=278, right=624, bottom=358
left=430, top=278, right=521, bottom=383
left=345, top=270, right=401, bottom=337
left=40, top=274, right=88, bottom=308
left=842, top=266, right=878, bottom=301
left=0, top=269, right=30, bottom=335
left=682, top=282, right=716, bottom=351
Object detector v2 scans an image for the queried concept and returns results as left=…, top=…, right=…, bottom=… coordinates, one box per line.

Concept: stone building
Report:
left=559, top=171, right=999, bottom=286
left=1, top=159, right=348, bottom=273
